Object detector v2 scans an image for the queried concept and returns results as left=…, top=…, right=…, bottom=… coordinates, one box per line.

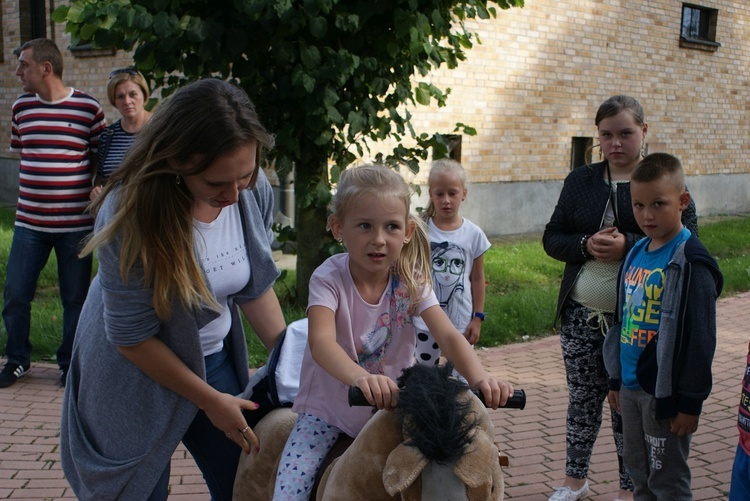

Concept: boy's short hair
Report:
left=632, top=152, right=685, bottom=191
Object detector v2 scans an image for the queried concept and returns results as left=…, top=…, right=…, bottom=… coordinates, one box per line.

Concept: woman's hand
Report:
left=587, top=227, right=626, bottom=262
left=353, top=374, right=399, bottom=410
left=90, top=185, right=104, bottom=201
left=117, top=339, right=262, bottom=453
left=473, top=376, right=513, bottom=410
left=203, top=392, right=262, bottom=453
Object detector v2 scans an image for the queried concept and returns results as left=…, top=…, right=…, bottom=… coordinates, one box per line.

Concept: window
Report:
left=70, top=43, right=116, bottom=58
left=680, top=4, right=720, bottom=51
left=433, top=134, right=462, bottom=162
left=20, top=0, right=47, bottom=43
left=446, top=135, right=462, bottom=162
left=570, top=137, right=593, bottom=170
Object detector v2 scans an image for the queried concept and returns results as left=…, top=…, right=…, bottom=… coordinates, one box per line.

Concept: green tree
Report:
left=53, top=0, right=523, bottom=304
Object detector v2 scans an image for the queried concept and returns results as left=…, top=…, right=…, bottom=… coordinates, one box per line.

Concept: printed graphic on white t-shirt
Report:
left=193, top=204, right=251, bottom=355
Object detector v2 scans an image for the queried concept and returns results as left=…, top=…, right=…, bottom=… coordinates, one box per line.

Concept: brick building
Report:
left=1, top=0, right=747, bottom=236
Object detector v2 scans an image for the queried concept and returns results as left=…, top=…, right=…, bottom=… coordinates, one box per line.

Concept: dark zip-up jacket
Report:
left=603, top=234, right=723, bottom=420
left=543, top=161, right=699, bottom=327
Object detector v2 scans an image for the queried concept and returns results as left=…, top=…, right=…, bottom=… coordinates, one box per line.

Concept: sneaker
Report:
left=60, top=366, right=69, bottom=387
left=0, top=363, right=31, bottom=388
left=549, top=481, right=589, bottom=501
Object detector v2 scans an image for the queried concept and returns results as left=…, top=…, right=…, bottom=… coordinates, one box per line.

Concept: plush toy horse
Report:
left=233, top=363, right=505, bottom=500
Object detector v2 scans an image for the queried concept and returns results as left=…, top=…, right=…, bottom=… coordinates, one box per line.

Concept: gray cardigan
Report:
left=60, top=170, right=280, bottom=500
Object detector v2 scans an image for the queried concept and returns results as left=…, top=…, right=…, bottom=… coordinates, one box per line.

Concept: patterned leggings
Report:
left=273, top=413, right=341, bottom=501
left=560, top=300, right=634, bottom=492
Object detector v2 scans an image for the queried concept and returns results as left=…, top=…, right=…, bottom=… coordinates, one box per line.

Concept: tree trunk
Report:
left=293, top=158, right=333, bottom=307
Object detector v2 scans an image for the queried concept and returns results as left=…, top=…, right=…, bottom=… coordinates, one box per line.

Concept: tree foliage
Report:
left=53, top=0, right=523, bottom=304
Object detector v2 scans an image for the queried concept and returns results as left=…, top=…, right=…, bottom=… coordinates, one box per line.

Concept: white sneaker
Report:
left=548, top=481, right=589, bottom=501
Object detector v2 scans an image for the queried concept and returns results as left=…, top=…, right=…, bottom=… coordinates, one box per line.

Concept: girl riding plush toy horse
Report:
left=234, top=363, right=507, bottom=500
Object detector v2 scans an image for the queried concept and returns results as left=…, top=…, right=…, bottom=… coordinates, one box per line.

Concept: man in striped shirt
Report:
left=0, top=38, right=106, bottom=388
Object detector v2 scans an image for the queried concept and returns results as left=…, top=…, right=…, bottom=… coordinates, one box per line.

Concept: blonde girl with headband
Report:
left=543, top=95, right=698, bottom=501
left=273, top=164, right=513, bottom=500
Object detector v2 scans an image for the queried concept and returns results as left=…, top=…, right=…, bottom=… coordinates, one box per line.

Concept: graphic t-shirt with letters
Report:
left=193, top=204, right=250, bottom=356
left=738, top=343, right=750, bottom=455
left=619, top=227, right=690, bottom=389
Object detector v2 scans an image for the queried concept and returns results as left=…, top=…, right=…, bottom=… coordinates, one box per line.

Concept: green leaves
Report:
left=414, top=82, right=448, bottom=106
left=309, top=16, right=328, bottom=38
left=299, top=43, right=321, bottom=69
left=152, top=12, right=177, bottom=38
left=347, top=110, right=366, bottom=138
left=53, top=0, right=525, bottom=288
left=415, top=83, right=431, bottom=106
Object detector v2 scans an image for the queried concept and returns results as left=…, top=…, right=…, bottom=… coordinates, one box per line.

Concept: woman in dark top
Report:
left=90, top=67, right=152, bottom=200
left=543, top=95, right=698, bottom=501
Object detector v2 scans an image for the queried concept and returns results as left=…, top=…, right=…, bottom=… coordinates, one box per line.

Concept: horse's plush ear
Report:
left=453, top=428, right=499, bottom=489
left=382, top=443, right=429, bottom=496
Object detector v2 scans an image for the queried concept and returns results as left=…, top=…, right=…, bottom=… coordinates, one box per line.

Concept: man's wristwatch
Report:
left=473, top=312, right=485, bottom=322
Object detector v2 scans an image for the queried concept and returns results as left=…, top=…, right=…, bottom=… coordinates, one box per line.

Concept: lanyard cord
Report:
left=604, top=161, right=620, bottom=227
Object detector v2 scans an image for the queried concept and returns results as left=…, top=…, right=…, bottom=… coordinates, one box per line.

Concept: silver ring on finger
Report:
left=225, top=431, right=232, bottom=437
left=239, top=426, right=250, bottom=434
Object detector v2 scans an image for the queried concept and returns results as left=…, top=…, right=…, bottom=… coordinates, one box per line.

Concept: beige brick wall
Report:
left=401, top=0, right=749, bottom=183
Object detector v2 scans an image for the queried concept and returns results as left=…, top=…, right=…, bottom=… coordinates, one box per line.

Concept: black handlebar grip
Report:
left=472, top=388, right=526, bottom=410
left=348, top=386, right=371, bottom=407
left=348, top=386, right=526, bottom=410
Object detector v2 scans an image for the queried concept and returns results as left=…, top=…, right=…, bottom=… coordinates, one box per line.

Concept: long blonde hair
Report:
left=422, top=158, right=468, bottom=220
left=83, top=79, right=275, bottom=319
left=331, top=164, right=432, bottom=311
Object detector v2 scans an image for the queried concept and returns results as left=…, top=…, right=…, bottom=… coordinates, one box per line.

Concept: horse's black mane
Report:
left=395, top=362, right=479, bottom=464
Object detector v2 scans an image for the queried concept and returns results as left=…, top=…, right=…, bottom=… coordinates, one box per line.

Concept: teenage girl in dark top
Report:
left=543, top=95, right=698, bottom=501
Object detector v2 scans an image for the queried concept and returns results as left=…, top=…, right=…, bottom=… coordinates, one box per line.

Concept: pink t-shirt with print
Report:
left=292, top=253, right=439, bottom=437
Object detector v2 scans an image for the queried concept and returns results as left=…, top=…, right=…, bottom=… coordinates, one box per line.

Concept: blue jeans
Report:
left=2, top=226, right=92, bottom=368
left=149, top=346, right=243, bottom=501
left=730, top=443, right=750, bottom=501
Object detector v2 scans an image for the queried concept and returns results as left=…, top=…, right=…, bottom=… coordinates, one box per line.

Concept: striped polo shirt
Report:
left=10, top=89, right=106, bottom=233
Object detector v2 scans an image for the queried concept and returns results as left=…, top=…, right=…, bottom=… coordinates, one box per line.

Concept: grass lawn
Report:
left=0, top=207, right=748, bottom=367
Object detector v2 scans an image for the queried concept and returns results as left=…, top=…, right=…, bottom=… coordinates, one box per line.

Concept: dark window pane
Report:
left=682, top=7, right=700, bottom=38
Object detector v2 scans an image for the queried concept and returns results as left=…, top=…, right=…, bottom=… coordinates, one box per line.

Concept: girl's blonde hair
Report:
left=83, top=78, right=275, bottom=319
left=422, top=158, right=467, bottom=220
left=331, top=164, right=432, bottom=310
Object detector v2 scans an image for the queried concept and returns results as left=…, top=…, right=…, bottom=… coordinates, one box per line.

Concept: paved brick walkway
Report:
left=1, top=292, right=746, bottom=500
